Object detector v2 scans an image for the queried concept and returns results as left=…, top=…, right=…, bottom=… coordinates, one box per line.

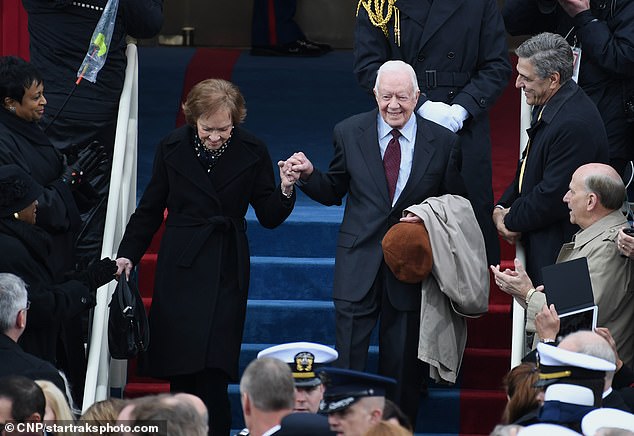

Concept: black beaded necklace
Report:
left=192, top=131, right=232, bottom=173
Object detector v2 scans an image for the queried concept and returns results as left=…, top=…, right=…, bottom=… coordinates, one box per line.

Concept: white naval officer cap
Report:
left=257, top=342, right=338, bottom=388
left=581, top=408, right=634, bottom=435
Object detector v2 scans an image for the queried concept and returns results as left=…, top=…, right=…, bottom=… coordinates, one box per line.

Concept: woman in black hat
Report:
left=0, top=164, right=115, bottom=372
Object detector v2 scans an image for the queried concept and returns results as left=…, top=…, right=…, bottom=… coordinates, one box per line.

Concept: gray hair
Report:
left=585, top=173, right=626, bottom=210
left=0, top=273, right=27, bottom=333
left=240, top=357, right=294, bottom=412
left=374, top=60, right=420, bottom=94
left=515, top=32, right=573, bottom=83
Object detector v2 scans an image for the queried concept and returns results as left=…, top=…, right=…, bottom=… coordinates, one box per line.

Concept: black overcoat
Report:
left=0, top=218, right=93, bottom=362
left=117, top=125, right=294, bottom=380
left=0, top=109, right=81, bottom=277
left=497, top=80, right=609, bottom=284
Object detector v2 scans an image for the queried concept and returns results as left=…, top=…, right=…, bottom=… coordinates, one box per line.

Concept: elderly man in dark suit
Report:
left=0, top=273, right=66, bottom=393
left=493, top=32, right=609, bottom=285
left=286, top=60, right=466, bottom=424
left=353, top=0, right=512, bottom=265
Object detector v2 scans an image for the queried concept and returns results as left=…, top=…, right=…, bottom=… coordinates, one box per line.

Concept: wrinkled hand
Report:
left=287, top=152, right=314, bottom=181
left=418, top=101, right=467, bottom=133
left=595, top=327, right=623, bottom=371
left=490, top=258, right=539, bottom=302
left=61, top=141, right=108, bottom=186
left=277, top=160, right=297, bottom=196
left=535, top=303, right=560, bottom=341
left=616, top=228, right=634, bottom=258
left=557, top=0, right=590, bottom=17
left=400, top=212, right=422, bottom=223
left=115, top=257, right=134, bottom=280
left=492, top=207, right=521, bottom=244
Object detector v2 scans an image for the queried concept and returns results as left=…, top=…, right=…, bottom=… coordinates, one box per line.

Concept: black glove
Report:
left=61, top=141, right=108, bottom=186
left=75, top=257, right=117, bottom=293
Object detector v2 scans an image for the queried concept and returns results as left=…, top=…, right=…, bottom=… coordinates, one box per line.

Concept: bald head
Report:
left=563, top=163, right=625, bottom=229
left=559, top=331, right=616, bottom=392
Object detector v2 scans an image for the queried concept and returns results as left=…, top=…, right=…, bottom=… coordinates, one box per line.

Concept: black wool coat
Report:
left=0, top=109, right=81, bottom=277
left=497, top=80, right=609, bottom=284
left=117, top=125, right=294, bottom=380
left=0, top=219, right=93, bottom=363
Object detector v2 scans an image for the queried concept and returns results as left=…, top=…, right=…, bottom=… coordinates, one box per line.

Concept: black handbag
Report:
left=108, top=275, right=149, bottom=359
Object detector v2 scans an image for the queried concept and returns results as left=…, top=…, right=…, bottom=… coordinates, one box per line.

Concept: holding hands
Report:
left=277, top=151, right=315, bottom=197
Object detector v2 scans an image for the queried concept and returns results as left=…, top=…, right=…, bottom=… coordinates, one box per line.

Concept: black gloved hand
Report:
left=75, top=257, right=117, bottom=293
left=61, top=141, right=108, bottom=187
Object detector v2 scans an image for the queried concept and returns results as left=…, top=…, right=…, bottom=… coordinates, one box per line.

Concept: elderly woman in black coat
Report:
left=115, top=78, right=297, bottom=435
left=0, top=165, right=116, bottom=368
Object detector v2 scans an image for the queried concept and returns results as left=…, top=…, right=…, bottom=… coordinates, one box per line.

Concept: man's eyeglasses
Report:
left=23, top=300, right=31, bottom=311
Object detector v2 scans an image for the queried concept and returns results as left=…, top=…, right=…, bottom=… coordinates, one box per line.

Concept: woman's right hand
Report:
left=115, top=257, right=133, bottom=280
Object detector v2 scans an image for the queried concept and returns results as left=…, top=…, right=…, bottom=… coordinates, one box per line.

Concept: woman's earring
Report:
left=13, top=212, right=19, bottom=219
left=8, top=106, right=16, bottom=113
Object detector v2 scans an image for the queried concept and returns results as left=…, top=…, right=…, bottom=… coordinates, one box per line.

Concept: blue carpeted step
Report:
left=249, top=256, right=334, bottom=300
left=242, top=300, right=336, bottom=345
left=246, top=204, right=343, bottom=257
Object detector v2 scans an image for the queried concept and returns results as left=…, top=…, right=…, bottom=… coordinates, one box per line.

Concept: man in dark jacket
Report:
left=285, top=60, right=466, bottom=425
left=503, top=0, right=634, bottom=175
left=353, top=0, right=512, bottom=264
left=0, top=273, right=66, bottom=393
left=493, top=32, right=609, bottom=284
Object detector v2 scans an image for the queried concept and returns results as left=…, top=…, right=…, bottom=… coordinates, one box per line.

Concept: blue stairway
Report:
left=125, top=47, right=513, bottom=435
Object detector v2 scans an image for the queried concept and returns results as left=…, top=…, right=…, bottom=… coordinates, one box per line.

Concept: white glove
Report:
left=418, top=101, right=468, bottom=133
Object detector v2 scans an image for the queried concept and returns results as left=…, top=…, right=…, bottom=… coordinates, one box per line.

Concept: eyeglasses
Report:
left=23, top=300, right=31, bottom=311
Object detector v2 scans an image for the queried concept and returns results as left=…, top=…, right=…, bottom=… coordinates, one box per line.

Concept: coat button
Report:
left=479, top=98, right=487, bottom=105
left=448, top=90, right=456, bottom=99
left=417, top=52, right=425, bottom=62
left=447, top=51, right=455, bottom=59
left=81, top=297, right=87, bottom=304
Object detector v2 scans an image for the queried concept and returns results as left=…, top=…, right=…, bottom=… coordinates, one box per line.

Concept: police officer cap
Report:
left=581, top=408, right=634, bottom=436
left=535, top=342, right=615, bottom=388
left=318, top=368, right=396, bottom=414
left=257, top=342, right=338, bottom=388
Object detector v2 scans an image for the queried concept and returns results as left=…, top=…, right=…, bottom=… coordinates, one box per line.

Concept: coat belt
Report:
left=166, top=214, right=248, bottom=287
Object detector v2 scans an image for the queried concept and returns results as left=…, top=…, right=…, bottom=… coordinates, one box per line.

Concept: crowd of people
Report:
left=1, top=0, right=634, bottom=434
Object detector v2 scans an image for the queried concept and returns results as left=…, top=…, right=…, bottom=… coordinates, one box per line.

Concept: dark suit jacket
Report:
left=353, top=0, right=511, bottom=263
left=0, top=333, right=65, bottom=393
left=497, top=80, right=609, bottom=283
left=300, top=110, right=465, bottom=310
left=117, top=125, right=294, bottom=379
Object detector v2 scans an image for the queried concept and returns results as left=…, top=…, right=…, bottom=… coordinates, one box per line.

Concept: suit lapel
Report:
left=393, top=116, right=436, bottom=210
left=355, top=112, right=391, bottom=205
left=417, top=0, right=465, bottom=50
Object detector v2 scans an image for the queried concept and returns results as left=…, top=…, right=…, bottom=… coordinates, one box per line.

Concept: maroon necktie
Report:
left=383, top=129, right=401, bottom=202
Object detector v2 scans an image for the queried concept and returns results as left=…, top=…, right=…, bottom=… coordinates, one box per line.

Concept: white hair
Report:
left=373, top=60, right=419, bottom=94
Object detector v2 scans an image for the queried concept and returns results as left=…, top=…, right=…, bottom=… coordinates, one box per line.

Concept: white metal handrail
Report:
left=82, top=43, right=138, bottom=412
left=510, top=92, right=532, bottom=368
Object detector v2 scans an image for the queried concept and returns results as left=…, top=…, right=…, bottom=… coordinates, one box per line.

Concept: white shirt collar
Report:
left=377, top=113, right=416, bottom=143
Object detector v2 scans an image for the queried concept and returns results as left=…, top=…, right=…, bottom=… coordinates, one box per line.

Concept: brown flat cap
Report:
left=382, top=222, right=433, bottom=283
